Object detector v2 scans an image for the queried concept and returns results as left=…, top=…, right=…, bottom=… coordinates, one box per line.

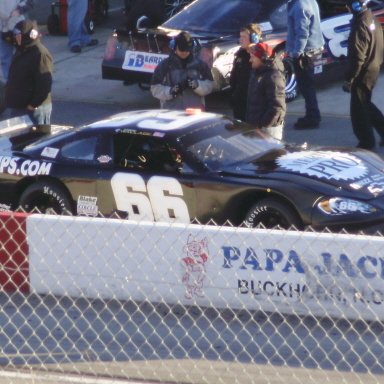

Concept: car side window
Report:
left=114, top=134, right=181, bottom=172
left=60, top=137, right=97, bottom=162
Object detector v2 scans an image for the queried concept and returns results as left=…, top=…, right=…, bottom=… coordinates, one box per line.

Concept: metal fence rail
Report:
left=0, top=212, right=383, bottom=384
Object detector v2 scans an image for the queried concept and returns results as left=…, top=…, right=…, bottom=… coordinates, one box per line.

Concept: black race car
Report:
left=101, top=0, right=384, bottom=101
left=1, top=110, right=384, bottom=233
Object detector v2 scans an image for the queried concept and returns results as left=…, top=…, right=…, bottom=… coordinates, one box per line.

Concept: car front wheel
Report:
left=19, top=181, right=74, bottom=215
left=244, top=197, right=303, bottom=230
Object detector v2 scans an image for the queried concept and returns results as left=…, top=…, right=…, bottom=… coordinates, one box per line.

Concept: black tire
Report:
left=19, top=181, right=74, bottom=215
left=282, top=56, right=299, bottom=103
left=244, top=197, right=303, bottom=230
left=47, top=14, right=60, bottom=35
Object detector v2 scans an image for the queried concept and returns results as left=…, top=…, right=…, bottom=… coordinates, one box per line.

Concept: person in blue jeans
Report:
left=286, top=0, right=324, bottom=129
left=67, top=0, right=98, bottom=53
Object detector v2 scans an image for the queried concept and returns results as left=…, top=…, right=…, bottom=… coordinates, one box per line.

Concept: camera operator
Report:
left=150, top=31, right=213, bottom=110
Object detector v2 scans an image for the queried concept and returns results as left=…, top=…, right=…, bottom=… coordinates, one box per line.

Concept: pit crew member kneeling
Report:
left=150, top=31, right=213, bottom=110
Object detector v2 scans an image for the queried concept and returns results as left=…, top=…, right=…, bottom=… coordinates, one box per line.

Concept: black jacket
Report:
left=5, top=39, right=53, bottom=109
left=229, top=48, right=251, bottom=120
left=345, top=8, right=383, bottom=89
left=246, top=58, right=286, bottom=128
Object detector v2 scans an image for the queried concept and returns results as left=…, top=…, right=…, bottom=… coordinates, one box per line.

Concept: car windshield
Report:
left=181, top=119, right=283, bottom=171
left=163, top=0, right=287, bottom=34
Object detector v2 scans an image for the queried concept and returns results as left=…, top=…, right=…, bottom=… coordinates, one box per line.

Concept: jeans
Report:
left=7, top=103, right=52, bottom=126
left=67, top=0, right=91, bottom=48
left=293, top=59, right=321, bottom=121
left=0, top=38, right=14, bottom=80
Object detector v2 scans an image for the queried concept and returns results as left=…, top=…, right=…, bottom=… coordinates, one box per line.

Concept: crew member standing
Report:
left=246, top=43, right=286, bottom=140
left=343, top=0, right=384, bottom=149
left=229, top=23, right=262, bottom=121
left=151, top=31, right=213, bottom=110
left=287, top=0, right=324, bottom=129
left=0, top=0, right=33, bottom=80
left=4, top=20, right=53, bottom=127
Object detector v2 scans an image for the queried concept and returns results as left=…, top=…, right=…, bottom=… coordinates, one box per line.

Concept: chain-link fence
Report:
left=0, top=212, right=384, bottom=384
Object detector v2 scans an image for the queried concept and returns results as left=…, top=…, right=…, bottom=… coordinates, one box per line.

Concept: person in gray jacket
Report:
left=151, top=31, right=213, bottom=110
left=246, top=42, right=286, bottom=140
left=0, top=0, right=33, bottom=80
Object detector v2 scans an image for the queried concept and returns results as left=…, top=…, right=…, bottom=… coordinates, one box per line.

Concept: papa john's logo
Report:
left=181, top=235, right=209, bottom=300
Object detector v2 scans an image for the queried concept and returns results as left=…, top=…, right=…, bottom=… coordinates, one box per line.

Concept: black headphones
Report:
left=169, top=35, right=196, bottom=51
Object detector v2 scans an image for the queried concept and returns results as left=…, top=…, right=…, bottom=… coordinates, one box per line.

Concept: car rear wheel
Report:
left=244, top=197, right=303, bottom=230
left=282, top=56, right=298, bottom=102
left=19, top=181, right=73, bottom=215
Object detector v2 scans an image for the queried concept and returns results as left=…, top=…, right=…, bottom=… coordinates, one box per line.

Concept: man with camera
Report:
left=150, top=31, right=213, bottom=110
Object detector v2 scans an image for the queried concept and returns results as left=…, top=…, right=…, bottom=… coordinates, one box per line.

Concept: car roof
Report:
left=83, top=109, right=221, bottom=135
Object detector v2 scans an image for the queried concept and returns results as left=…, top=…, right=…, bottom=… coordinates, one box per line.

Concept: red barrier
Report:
left=0, top=212, right=29, bottom=293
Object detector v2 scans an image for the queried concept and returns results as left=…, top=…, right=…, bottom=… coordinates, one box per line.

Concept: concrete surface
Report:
left=1, top=20, right=384, bottom=384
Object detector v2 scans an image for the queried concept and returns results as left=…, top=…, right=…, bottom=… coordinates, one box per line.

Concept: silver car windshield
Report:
left=186, top=129, right=283, bottom=170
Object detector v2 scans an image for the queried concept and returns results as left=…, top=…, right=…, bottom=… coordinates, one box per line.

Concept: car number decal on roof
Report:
left=111, top=173, right=190, bottom=223
left=0, top=156, right=52, bottom=177
left=276, top=151, right=368, bottom=181
left=122, top=50, right=168, bottom=73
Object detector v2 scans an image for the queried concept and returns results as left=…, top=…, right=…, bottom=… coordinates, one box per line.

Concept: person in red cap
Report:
left=245, top=42, right=286, bottom=140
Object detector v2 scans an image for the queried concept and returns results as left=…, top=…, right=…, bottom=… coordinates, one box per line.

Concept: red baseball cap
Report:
left=249, top=42, right=274, bottom=60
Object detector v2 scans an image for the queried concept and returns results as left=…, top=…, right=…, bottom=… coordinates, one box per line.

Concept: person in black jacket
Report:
left=229, top=23, right=262, bottom=121
left=343, top=0, right=384, bottom=149
left=4, top=20, right=53, bottom=127
left=246, top=42, right=286, bottom=140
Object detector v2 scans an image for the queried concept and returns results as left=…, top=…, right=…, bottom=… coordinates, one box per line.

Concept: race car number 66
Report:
left=111, top=173, right=190, bottom=223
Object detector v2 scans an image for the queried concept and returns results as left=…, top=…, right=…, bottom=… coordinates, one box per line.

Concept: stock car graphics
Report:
left=1, top=110, right=384, bottom=233
left=101, top=0, right=384, bottom=101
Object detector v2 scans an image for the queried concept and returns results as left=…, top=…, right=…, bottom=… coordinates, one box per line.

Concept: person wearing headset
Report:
left=4, top=20, right=53, bottom=127
left=0, top=0, right=34, bottom=81
left=342, top=0, right=384, bottom=150
left=229, top=23, right=262, bottom=121
left=245, top=42, right=286, bottom=141
left=150, top=31, right=214, bottom=110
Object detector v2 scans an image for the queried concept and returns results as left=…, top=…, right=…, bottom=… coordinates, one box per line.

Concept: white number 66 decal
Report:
left=111, top=173, right=191, bottom=223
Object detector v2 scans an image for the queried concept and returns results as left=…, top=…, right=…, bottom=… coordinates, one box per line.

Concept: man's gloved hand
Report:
left=187, top=78, right=198, bottom=90
left=342, top=81, right=352, bottom=93
left=170, top=84, right=182, bottom=97
left=296, top=54, right=309, bottom=70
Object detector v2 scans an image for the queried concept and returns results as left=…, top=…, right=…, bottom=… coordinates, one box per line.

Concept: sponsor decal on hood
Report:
left=276, top=151, right=368, bottom=181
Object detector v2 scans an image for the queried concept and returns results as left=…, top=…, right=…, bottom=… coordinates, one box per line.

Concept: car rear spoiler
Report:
left=0, top=115, right=51, bottom=151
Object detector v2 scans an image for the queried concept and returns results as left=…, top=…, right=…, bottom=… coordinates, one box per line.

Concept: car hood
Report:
left=223, top=147, right=384, bottom=197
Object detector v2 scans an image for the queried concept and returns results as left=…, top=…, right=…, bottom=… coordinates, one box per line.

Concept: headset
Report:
left=169, top=34, right=196, bottom=51
left=250, top=32, right=260, bottom=44
left=350, top=0, right=367, bottom=12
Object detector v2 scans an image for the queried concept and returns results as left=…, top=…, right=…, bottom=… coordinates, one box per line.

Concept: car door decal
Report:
left=321, top=15, right=352, bottom=58
left=111, top=173, right=190, bottom=223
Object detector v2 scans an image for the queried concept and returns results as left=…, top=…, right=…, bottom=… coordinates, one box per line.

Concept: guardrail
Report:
left=0, top=212, right=383, bottom=383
